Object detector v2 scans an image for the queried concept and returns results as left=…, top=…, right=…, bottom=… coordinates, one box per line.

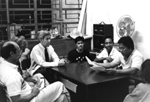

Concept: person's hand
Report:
left=31, top=86, right=40, bottom=97
left=105, top=57, right=113, bottom=62
left=22, top=70, right=31, bottom=79
left=26, top=77, right=38, bottom=84
left=58, top=58, right=67, bottom=66
left=35, top=80, right=42, bottom=88
left=105, top=68, right=117, bottom=75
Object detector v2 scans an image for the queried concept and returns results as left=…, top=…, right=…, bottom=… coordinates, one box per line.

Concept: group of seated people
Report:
left=0, top=29, right=149, bottom=102
left=0, top=30, right=70, bottom=102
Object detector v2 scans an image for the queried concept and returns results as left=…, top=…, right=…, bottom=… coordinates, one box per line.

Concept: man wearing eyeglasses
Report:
left=93, top=36, right=144, bottom=75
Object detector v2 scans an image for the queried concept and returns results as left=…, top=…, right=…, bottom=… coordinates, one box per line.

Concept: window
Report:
left=0, top=0, right=82, bottom=40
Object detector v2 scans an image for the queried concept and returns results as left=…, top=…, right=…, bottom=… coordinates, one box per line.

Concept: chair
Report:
left=21, top=57, right=31, bottom=70
left=0, top=81, right=12, bottom=102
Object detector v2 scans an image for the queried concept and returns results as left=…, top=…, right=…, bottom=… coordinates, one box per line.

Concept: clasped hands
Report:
left=22, top=70, right=39, bottom=85
left=58, top=58, right=68, bottom=66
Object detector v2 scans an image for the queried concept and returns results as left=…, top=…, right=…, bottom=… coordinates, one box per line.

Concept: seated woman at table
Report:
left=67, top=36, right=91, bottom=63
left=123, top=59, right=150, bottom=102
left=94, top=36, right=121, bottom=63
left=93, top=36, right=144, bottom=75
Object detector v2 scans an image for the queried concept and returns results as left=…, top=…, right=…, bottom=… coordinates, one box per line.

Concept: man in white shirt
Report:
left=94, top=36, right=121, bottom=63
left=0, top=41, right=70, bottom=102
left=93, top=36, right=144, bottom=75
left=30, top=30, right=66, bottom=83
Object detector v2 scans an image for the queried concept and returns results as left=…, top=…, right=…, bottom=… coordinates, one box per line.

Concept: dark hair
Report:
left=11, top=36, right=27, bottom=52
left=118, top=36, right=134, bottom=50
left=74, top=36, right=85, bottom=44
left=141, top=59, right=150, bottom=83
left=104, top=36, right=113, bottom=43
left=1, top=42, right=16, bottom=59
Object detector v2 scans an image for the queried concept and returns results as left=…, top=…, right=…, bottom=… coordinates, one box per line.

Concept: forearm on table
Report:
left=117, top=68, right=139, bottom=75
left=41, top=61, right=59, bottom=68
left=95, top=62, right=118, bottom=68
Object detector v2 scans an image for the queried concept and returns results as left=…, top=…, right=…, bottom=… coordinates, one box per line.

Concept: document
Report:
left=85, top=56, right=105, bottom=72
left=85, top=56, right=99, bottom=67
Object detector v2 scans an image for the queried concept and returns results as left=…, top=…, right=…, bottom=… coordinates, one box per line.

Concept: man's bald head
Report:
left=1, top=41, right=20, bottom=59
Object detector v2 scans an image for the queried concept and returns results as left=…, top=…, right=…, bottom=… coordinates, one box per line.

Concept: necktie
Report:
left=45, top=47, right=49, bottom=61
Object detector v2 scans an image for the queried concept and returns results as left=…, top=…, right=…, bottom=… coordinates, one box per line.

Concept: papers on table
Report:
left=85, top=56, right=106, bottom=72
left=85, top=56, right=98, bottom=67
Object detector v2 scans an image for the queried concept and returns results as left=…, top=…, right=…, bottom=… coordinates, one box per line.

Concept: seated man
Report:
left=94, top=36, right=121, bottom=63
left=12, top=36, right=49, bottom=88
left=30, top=30, right=66, bottom=83
left=67, top=36, right=91, bottom=63
left=0, top=41, right=70, bottom=102
left=93, top=36, right=144, bottom=75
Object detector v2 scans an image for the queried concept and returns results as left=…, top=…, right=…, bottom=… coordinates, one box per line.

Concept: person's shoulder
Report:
left=101, top=48, right=107, bottom=52
left=47, top=45, right=54, bottom=49
left=133, top=49, right=144, bottom=59
left=69, top=49, right=76, bottom=54
left=83, top=49, right=90, bottom=53
left=134, top=50, right=143, bottom=56
left=0, top=64, right=18, bottom=81
left=112, top=47, right=120, bottom=53
left=32, top=43, right=40, bottom=50
left=136, top=83, right=150, bottom=92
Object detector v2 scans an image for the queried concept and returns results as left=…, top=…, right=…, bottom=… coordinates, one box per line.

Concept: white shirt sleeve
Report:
left=96, top=50, right=106, bottom=58
left=30, top=46, right=59, bottom=67
left=131, top=55, right=143, bottom=70
left=6, top=74, right=22, bottom=96
left=111, top=52, right=122, bottom=66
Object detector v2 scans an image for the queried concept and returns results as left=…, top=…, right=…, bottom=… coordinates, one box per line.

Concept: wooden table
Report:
left=51, top=62, right=129, bottom=102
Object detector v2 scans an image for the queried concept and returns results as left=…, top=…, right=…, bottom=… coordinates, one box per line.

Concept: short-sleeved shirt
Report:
left=96, top=47, right=121, bottom=63
left=119, top=49, right=144, bottom=70
left=0, top=60, right=35, bottom=102
left=67, top=49, right=91, bottom=63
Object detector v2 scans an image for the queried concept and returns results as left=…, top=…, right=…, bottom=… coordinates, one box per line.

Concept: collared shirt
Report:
left=0, top=60, right=35, bottom=102
left=119, top=49, right=144, bottom=70
left=30, top=43, right=59, bottom=68
left=96, top=47, right=121, bottom=63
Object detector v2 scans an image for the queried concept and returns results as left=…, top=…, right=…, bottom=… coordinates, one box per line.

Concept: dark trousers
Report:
left=33, top=67, right=57, bottom=83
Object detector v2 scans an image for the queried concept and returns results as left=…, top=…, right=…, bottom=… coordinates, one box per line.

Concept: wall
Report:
left=86, top=0, right=150, bottom=59
left=52, top=0, right=82, bottom=36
